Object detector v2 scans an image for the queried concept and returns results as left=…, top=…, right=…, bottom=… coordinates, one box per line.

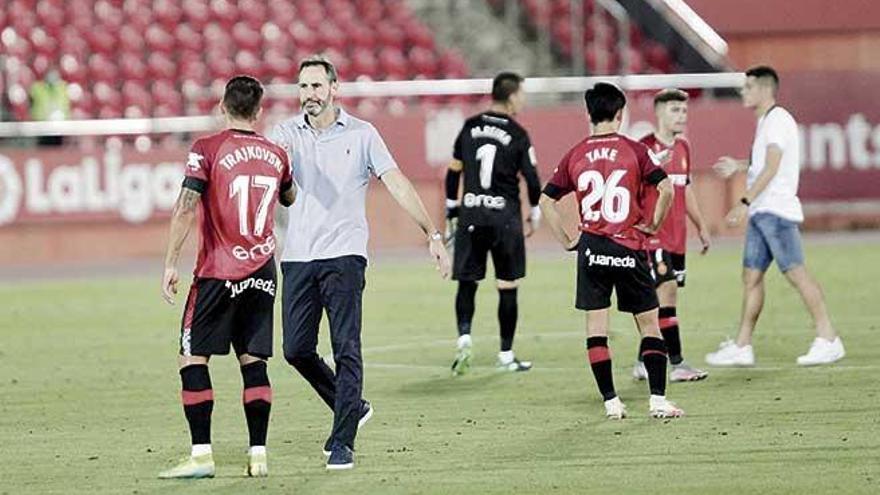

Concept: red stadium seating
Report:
left=510, top=0, right=673, bottom=75
left=2, top=0, right=468, bottom=118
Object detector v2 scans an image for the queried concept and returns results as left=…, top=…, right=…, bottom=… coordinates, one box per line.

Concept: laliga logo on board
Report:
left=0, top=149, right=183, bottom=226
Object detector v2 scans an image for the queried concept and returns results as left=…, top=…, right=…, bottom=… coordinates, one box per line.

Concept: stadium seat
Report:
left=147, top=52, right=177, bottom=81
left=88, top=53, right=119, bottom=83
left=5, top=0, right=470, bottom=119
left=516, top=0, right=673, bottom=76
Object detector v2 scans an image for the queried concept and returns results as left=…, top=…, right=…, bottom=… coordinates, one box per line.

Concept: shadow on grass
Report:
left=393, top=371, right=510, bottom=397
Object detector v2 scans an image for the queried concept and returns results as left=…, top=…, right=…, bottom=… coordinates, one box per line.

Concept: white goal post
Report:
left=0, top=72, right=744, bottom=138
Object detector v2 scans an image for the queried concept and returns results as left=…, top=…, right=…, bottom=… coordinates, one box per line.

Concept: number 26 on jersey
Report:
left=577, top=170, right=630, bottom=223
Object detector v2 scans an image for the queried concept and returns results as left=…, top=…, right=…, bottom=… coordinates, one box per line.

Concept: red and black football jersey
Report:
left=183, top=129, right=292, bottom=280
left=544, top=133, right=667, bottom=251
left=640, top=133, right=691, bottom=254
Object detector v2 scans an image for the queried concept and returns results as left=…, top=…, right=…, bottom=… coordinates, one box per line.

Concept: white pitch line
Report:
left=362, top=330, right=585, bottom=355
left=365, top=362, right=879, bottom=373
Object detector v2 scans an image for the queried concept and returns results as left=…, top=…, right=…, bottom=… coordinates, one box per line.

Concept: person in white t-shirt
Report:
left=706, top=66, right=844, bottom=367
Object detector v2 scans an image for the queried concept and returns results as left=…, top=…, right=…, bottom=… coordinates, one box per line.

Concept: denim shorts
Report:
left=743, top=212, right=805, bottom=273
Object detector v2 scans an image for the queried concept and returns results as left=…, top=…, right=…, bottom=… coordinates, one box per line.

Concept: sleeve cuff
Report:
left=646, top=168, right=668, bottom=186
left=182, top=176, right=207, bottom=194
left=542, top=183, right=566, bottom=200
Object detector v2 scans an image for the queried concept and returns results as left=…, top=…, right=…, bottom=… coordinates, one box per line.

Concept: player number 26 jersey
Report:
left=184, top=129, right=292, bottom=280
left=544, top=133, right=667, bottom=251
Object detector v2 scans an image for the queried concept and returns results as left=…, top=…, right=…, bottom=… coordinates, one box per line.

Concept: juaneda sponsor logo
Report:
left=0, top=149, right=183, bottom=225
left=585, top=248, right=636, bottom=268
left=225, top=277, right=276, bottom=299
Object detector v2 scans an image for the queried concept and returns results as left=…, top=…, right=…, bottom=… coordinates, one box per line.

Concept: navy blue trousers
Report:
left=282, top=255, right=366, bottom=450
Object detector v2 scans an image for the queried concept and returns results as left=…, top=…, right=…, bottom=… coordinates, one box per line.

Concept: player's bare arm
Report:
left=712, top=156, right=749, bottom=178
left=726, top=145, right=782, bottom=226
left=685, top=184, right=711, bottom=254
left=380, top=168, right=452, bottom=278
left=637, top=177, right=674, bottom=235
left=539, top=193, right=578, bottom=251
left=161, top=186, right=201, bottom=304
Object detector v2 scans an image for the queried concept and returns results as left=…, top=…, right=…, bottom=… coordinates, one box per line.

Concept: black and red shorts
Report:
left=649, top=249, right=687, bottom=288
left=575, top=233, right=658, bottom=314
left=179, top=258, right=276, bottom=358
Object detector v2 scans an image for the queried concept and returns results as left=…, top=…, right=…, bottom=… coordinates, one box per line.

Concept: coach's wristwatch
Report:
left=740, top=197, right=751, bottom=206
left=429, top=231, right=443, bottom=242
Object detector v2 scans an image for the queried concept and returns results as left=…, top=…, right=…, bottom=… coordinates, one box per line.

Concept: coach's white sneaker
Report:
left=604, top=396, right=627, bottom=420
left=649, top=395, right=684, bottom=418
left=632, top=361, right=648, bottom=381
left=797, top=337, right=845, bottom=366
left=705, top=339, right=755, bottom=367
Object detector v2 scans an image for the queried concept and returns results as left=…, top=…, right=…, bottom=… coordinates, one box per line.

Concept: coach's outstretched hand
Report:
left=162, top=267, right=179, bottom=305
left=429, top=237, right=451, bottom=279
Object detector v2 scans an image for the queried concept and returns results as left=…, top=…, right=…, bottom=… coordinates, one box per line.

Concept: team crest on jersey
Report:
left=648, top=148, right=671, bottom=166
left=657, top=261, right=668, bottom=276
left=186, top=152, right=204, bottom=172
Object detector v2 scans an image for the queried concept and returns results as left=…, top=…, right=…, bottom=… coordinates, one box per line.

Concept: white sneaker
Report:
left=632, top=361, right=647, bottom=381
left=649, top=395, right=684, bottom=418
left=669, top=362, right=709, bottom=382
left=604, top=396, right=627, bottom=420
left=797, top=337, right=845, bottom=366
left=705, top=339, right=755, bottom=367
left=245, top=452, right=268, bottom=477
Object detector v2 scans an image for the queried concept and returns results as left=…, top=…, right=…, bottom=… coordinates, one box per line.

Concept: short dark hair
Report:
left=653, top=88, right=688, bottom=107
left=222, top=75, right=263, bottom=120
left=299, top=54, right=338, bottom=83
left=745, top=65, right=779, bottom=90
left=584, top=82, right=626, bottom=125
left=491, top=72, right=524, bottom=102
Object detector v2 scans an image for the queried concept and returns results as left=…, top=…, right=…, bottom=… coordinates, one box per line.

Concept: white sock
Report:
left=498, top=350, right=514, bottom=364
left=457, top=334, right=472, bottom=349
left=249, top=446, right=266, bottom=456
left=649, top=394, right=666, bottom=404
left=191, top=444, right=212, bottom=457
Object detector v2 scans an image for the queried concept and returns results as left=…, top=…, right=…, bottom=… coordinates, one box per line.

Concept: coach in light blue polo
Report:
left=269, top=55, right=450, bottom=471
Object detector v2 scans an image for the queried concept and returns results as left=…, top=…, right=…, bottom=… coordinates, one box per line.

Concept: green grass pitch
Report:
left=1, top=240, right=878, bottom=494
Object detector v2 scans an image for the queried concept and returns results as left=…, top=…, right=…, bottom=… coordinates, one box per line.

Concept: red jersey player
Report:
left=540, top=82, right=684, bottom=419
left=159, top=76, right=295, bottom=479
left=634, top=89, right=711, bottom=383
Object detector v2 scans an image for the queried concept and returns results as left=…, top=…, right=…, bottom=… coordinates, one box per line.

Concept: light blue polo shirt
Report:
left=269, top=108, right=399, bottom=262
